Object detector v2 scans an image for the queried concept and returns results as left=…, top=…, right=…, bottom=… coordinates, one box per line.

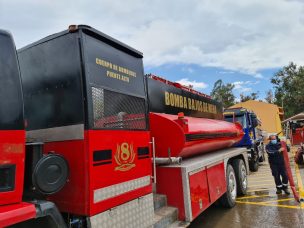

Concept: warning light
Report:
left=68, top=25, right=78, bottom=33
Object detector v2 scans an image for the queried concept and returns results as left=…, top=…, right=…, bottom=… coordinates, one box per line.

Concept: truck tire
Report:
left=249, top=150, right=259, bottom=172
left=259, top=152, right=265, bottom=162
left=232, top=159, right=247, bottom=196
left=249, top=159, right=259, bottom=172
left=258, top=144, right=265, bottom=162
left=220, top=164, right=237, bottom=208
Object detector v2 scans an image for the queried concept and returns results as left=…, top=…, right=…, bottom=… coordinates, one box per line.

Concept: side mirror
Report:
left=252, top=118, right=258, bottom=128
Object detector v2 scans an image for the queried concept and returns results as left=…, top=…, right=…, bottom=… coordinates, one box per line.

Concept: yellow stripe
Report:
left=236, top=200, right=300, bottom=209
left=262, top=198, right=294, bottom=203
left=237, top=194, right=273, bottom=200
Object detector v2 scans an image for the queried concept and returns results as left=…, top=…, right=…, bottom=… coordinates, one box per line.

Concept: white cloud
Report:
left=176, top=78, right=208, bottom=89
left=1, top=0, right=304, bottom=77
left=219, top=71, right=235, bottom=74
left=254, top=73, right=264, bottom=79
left=233, top=80, right=260, bottom=92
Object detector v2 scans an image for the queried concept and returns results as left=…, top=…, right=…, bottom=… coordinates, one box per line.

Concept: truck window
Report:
left=225, top=115, right=246, bottom=127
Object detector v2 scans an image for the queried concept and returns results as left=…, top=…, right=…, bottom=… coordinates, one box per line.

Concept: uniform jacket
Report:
left=265, top=142, right=284, bottom=164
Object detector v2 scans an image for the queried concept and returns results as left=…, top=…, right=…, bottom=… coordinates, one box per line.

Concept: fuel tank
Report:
left=150, top=112, right=244, bottom=158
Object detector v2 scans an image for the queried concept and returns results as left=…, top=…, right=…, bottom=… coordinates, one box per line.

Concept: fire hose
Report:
left=281, top=141, right=300, bottom=202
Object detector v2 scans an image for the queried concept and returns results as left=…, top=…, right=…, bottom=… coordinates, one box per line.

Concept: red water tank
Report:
left=150, top=112, right=244, bottom=158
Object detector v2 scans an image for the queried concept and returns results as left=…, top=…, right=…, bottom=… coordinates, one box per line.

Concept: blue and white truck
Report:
left=224, top=108, right=265, bottom=171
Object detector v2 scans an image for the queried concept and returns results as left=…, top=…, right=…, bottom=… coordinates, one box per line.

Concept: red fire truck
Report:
left=0, top=25, right=248, bottom=227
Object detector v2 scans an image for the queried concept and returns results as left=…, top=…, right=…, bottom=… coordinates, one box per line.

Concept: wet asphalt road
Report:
left=190, top=162, right=304, bottom=228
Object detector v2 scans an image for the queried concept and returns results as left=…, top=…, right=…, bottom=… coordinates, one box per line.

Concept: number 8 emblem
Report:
left=114, top=142, right=136, bottom=171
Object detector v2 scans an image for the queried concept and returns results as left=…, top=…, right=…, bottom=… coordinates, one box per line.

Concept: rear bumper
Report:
left=0, top=202, right=36, bottom=227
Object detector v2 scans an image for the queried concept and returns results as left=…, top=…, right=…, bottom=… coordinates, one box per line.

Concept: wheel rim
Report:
left=229, top=171, right=237, bottom=200
left=240, top=164, right=247, bottom=190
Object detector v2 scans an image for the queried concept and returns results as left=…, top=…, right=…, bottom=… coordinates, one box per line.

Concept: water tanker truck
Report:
left=0, top=25, right=248, bottom=227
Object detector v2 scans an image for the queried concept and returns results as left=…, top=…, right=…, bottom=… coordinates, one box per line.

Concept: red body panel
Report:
left=206, top=163, right=226, bottom=202
left=150, top=113, right=244, bottom=158
left=44, top=140, right=89, bottom=215
left=156, top=161, right=226, bottom=221
left=0, top=202, right=36, bottom=227
left=189, top=169, right=209, bottom=218
left=291, top=128, right=304, bottom=145
left=45, top=130, right=152, bottom=216
left=0, top=130, right=25, bottom=206
left=87, top=130, right=152, bottom=216
left=156, top=167, right=186, bottom=220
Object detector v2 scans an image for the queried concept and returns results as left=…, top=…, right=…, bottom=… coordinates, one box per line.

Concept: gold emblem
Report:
left=114, top=142, right=136, bottom=171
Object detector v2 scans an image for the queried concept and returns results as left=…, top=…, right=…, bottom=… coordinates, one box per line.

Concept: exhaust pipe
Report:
left=153, top=157, right=182, bottom=165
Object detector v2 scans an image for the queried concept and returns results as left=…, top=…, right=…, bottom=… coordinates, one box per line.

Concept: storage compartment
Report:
left=155, top=148, right=246, bottom=222
left=156, top=153, right=228, bottom=222
left=189, top=168, right=210, bottom=218
left=207, top=162, right=226, bottom=202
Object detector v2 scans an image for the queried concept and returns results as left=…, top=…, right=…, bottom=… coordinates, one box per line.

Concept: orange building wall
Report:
left=229, top=100, right=284, bottom=135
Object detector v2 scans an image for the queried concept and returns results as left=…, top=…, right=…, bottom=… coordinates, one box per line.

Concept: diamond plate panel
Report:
left=94, top=176, right=151, bottom=203
left=91, top=87, right=147, bottom=130
left=92, top=87, right=104, bottom=122
left=90, top=193, right=154, bottom=228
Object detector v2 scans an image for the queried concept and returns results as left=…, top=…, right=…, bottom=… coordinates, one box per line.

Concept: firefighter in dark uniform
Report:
left=265, top=135, right=290, bottom=194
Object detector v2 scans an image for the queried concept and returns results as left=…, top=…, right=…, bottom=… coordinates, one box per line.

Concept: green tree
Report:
left=271, top=62, right=304, bottom=118
left=211, top=79, right=235, bottom=108
left=240, top=92, right=259, bottom=102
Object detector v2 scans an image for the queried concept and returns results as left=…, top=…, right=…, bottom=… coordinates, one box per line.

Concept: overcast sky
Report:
left=1, top=0, right=303, bottom=99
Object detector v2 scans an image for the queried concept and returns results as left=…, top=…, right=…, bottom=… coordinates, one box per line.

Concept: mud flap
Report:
left=281, top=141, right=300, bottom=202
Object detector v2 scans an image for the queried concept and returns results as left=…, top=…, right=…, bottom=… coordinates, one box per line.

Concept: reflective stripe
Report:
left=94, top=176, right=151, bottom=203
left=277, top=185, right=283, bottom=187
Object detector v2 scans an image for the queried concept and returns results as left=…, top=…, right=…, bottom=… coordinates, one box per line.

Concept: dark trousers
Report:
left=269, top=162, right=288, bottom=189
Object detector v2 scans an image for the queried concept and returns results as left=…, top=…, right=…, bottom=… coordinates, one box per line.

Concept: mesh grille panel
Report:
left=92, top=87, right=147, bottom=130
